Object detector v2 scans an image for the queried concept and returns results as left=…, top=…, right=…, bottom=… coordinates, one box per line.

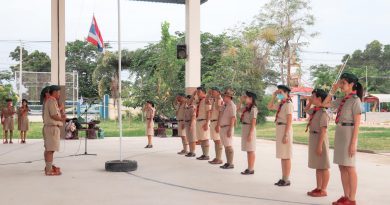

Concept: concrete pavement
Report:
left=0, top=137, right=389, bottom=205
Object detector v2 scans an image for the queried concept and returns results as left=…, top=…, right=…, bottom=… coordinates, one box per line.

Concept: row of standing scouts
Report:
left=1, top=98, right=30, bottom=144
left=143, top=72, right=362, bottom=205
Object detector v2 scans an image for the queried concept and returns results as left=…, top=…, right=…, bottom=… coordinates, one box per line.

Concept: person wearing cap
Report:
left=207, top=87, right=224, bottom=165
left=144, top=100, right=156, bottom=149
left=1, top=98, right=16, bottom=144
left=175, top=93, right=188, bottom=155
left=303, top=89, right=330, bottom=197
left=43, top=85, right=66, bottom=176
left=267, top=84, right=293, bottom=186
left=321, top=73, right=363, bottom=205
left=193, top=86, right=212, bottom=160
left=238, top=91, right=258, bottom=175
left=217, top=88, right=236, bottom=169
left=17, top=99, right=30, bottom=144
left=184, top=95, right=197, bottom=157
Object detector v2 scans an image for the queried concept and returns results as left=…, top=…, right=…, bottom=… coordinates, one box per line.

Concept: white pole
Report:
left=117, top=0, right=123, bottom=161
left=19, top=41, right=23, bottom=102
left=73, top=70, right=76, bottom=116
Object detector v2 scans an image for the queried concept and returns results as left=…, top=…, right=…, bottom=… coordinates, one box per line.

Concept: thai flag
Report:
left=87, top=15, right=104, bottom=52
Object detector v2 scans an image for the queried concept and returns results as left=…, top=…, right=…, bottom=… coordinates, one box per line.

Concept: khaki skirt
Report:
left=145, top=121, right=154, bottom=136
left=43, top=125, right=60, bottom=152
left=275, top=124, right=293, bottom=159
left=241, top=124, right=256, bottom=152
left=3, top=117, right=14, bottom=131
left=308, top=132, right=330, bottom=169
left=178, top=121, right=186, bottom=137
left=334, top=125, right=355, bottom=167
left=18, top=116, right=29, bottom=131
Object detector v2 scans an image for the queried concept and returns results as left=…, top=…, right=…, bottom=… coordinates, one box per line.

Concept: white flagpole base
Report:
left=105, top=160, right=138, bottom=172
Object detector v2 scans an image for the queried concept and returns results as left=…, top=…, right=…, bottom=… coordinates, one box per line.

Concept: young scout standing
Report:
left=1, top=98, right=16, bottom=144
left=321, top=73, right=363, bottom=205
left=217, top=88, right=236, bottom=169
left=184, top=95, right=197, bottom=157
left=208, top=87, right=224, bottom=165
left=194, top=86, right=211, bottom=160
left=175, top=93, right=189, bottom=155
left=304, top=89, right=330, bottom=197
left=18, top=99, right=30, bottom=144
left=43, top=85, right=66, bottom=176
left=238, top=91, right=258, bottom=175
left=267, top=85, right=293, bottom=186
left=144, top=100, right=156, bottom=148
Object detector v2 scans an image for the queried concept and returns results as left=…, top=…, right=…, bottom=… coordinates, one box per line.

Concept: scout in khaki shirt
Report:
left=194, top=86, right=212, bottom=160
left=184, top=95, right=197, bottom=157
left=238, top=91, right=258, bottom=175
left=217, top=89, right=236, bottom=169
left=321, top=73, right=363, bottom=205
left=1, top=98, right=16, bottom=144
left=267, top=85, right=293, bottom=186
left=43, top=85, right=66, bottom=176
left=144, top=101, right=156, bottom=149
left=175, top=93, right=188, bottom=155
left=304, top=89, right=330, bottom=197
left=208, top=87, right=224, bottom=165
left=18, top=99, right=30, bottom=144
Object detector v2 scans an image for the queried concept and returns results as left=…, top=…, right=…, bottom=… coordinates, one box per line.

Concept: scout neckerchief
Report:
left=305, top=106, right=323, bottom=132
left=335, top=91, right=357, bottom=124
left=240, top=104, right=253, bottom=123
left=274, top=98, right=291, bottom=122
left=196, top=97, right=205, bottom=118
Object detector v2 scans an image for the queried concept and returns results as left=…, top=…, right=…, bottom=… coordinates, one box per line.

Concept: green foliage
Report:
left=0, top=84, right=18, bottom=108
left=310, top=64, right=337, bottom=91
left=9, top=47, right=50, bottom=72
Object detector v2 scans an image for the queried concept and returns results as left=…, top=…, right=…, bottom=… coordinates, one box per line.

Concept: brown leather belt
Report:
left=310, top=131, right=319, bottom=134
left=340, top=123, right=354, bottom=126
left=241, top=122, right=250, bottom=125
left=220, top=125, right=230, bottom=128
left=276, top=122, right=286, bottom=125
left=197, top=119, right=206, bottom=121
left=211, top=119, right=218, bottom=122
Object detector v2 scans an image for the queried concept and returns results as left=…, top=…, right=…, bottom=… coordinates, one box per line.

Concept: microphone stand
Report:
left=72, top=101, right=97, bottom=156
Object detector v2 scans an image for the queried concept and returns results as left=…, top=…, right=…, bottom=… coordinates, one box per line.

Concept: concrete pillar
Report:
left=51, top=0, right=66, bottom=101
left=185, top=0, right=201, bottom=94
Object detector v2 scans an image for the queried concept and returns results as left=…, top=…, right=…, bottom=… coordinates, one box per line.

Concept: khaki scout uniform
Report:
left=1, top=107, right=15, bottom=131
left=176, top=103, right=186, bottom=137
left=307, top=108, right=330, bottom=169
left=219, top=101, right=236, bottom=147
left=43, top=98, right=63, bottom=152
left=18, top=107, right=29, bottom=131
left=195, top=98, right=211, bottom=141
left=145, top=107, right=155, bottom=136
left=274, top=101, right=294, bottom=159
left=210, top=96, right=223, bottom=141
left=239, top=106, right=258, bottom=152
left=184, top=104, right=197, bottom=143
left=331, top=95, right=362, bottom=167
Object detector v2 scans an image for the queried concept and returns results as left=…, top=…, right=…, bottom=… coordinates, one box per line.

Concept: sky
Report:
left=1, top=0, right=390, bottom=86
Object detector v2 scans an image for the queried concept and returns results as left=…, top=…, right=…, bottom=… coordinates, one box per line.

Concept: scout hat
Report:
left=245, top=91, right=257, bottom=100
left=340, top=72, right=359, bottom=83
left=312, top=88, right=328, bottom=101
left=277, top=85, right=291, bottom=93
left=222, top=88, right=235, bottom=98
left=5, top=98, right=12, bottom=102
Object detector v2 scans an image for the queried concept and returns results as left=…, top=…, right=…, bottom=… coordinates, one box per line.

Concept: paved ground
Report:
left=0, top=136, right=389, bottom=205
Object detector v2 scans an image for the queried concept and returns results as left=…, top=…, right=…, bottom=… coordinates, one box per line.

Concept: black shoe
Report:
left=185, top=152, right=196, bottom=157
left=144, top=144, right=153, bottom=148
left=220, top=163, right=234, bottom=169
left=275, top=179, right=291, bottom=186
left=241, top=169, right=255, bottom=175
left=196, top=155, right=210, bottom=160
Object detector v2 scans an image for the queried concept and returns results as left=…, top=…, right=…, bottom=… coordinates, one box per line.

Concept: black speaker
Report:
left=177, top=44, right=187, bottom=59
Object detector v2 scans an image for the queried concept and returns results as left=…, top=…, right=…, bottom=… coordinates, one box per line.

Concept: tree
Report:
left=66, top=40, right=100, bottom=98
left=9, top=47, right=50, bottom=72
left=255, top=0, right=317, bottom=86
left=310, top=64, right=336, bottom=90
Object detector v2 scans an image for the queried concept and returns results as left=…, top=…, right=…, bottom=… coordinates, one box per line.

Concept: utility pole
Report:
left=19, top=40, right=23, bottom=102
left=365, top=66, right=368, bottom=95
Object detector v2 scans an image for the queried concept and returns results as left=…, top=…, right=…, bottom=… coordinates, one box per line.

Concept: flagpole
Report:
left=117, top=0, right=123, bottom=161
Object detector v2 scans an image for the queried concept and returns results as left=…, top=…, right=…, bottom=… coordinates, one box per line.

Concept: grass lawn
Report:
left=2, top=120, right=389, bottom=152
